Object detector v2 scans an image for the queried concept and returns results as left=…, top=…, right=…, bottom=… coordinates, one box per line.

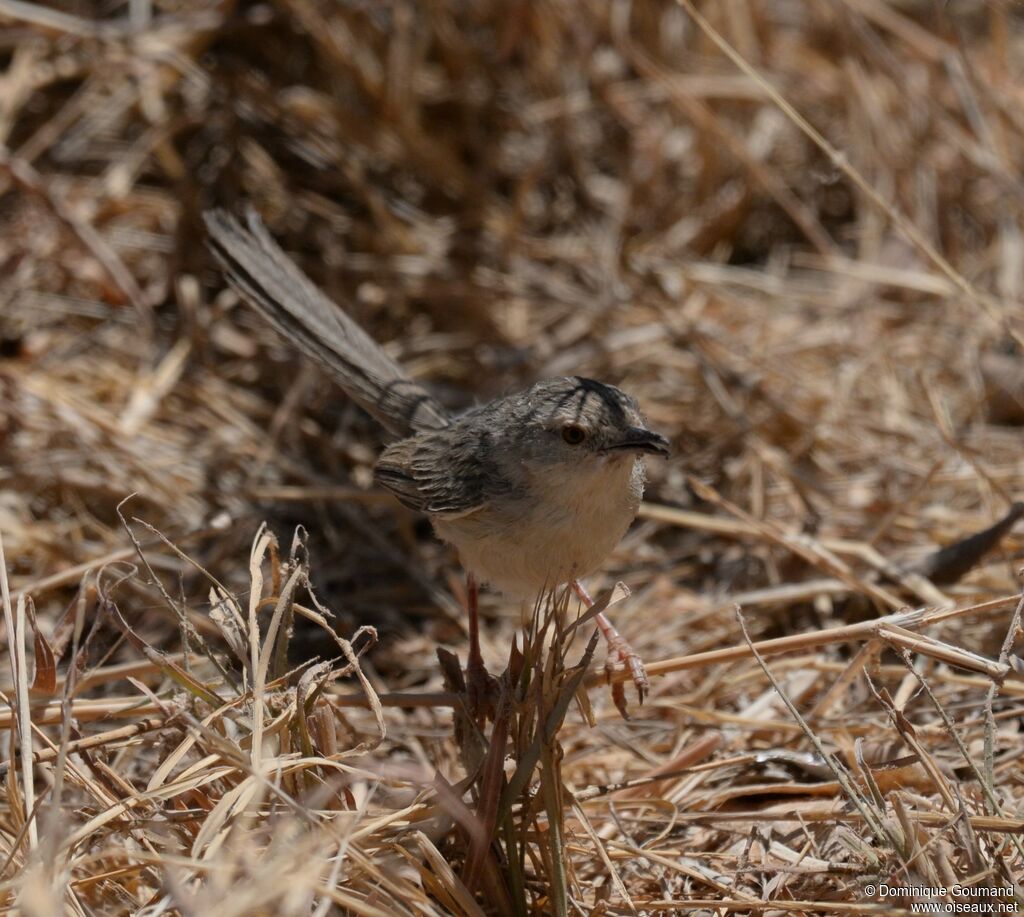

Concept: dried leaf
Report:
left=25, top=599, right=56, bottom=696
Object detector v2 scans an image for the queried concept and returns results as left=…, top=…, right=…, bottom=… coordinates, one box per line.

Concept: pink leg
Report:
left=572, top=579, right=649, bottom=717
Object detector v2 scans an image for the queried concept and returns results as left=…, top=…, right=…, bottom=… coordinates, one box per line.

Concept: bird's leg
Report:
left=467, top=572, right=484, bottom=673
left=465, top=573, right=497, bottom=722
left=571, top=579, right=649, bottom=716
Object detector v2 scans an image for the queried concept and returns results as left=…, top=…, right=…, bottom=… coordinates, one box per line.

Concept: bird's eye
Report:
left=561, top=424, right=586, bottom=445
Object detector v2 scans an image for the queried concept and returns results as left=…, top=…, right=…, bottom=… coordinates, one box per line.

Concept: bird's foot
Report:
left=603, top=632, right=649, bottom=719
left=572, top=579, right=648, bottom=719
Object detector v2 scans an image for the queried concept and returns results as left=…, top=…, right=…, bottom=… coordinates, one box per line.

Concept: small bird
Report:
left=205, top=210, right=669, bottom=716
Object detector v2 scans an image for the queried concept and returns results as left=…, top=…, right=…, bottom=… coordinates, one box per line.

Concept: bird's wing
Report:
left=205, top=209, right=450, bottom=437
left=374, top=427, right=508, bottom=518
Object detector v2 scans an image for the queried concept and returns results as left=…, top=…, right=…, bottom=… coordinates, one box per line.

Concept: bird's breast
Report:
left=432, top=455, right=645, bottom=598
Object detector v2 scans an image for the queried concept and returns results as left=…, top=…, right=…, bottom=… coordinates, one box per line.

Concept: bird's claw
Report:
left=604, top=634, right=649, bottom=719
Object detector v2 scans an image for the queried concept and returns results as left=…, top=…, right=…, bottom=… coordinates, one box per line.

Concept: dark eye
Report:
left=561, top=424, right=586, bottom=445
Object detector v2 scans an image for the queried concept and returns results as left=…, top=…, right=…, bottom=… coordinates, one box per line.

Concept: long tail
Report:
left=204, top=209, right=450, bottom=437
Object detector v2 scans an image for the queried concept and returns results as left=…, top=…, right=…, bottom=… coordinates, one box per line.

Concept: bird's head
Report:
left=498, top=376, right=670, bottom=475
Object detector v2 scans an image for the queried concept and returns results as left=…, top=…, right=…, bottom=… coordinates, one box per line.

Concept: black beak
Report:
left=604, top=427, right=671, bottom=458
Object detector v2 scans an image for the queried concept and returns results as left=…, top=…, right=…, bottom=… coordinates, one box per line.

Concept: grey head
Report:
left=374, top=376, right=669, bottom=519
left=471, top=375, right=669, bottom=467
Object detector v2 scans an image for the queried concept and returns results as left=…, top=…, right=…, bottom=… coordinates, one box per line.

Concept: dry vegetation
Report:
left=2, top=0, right=1024, bottom=913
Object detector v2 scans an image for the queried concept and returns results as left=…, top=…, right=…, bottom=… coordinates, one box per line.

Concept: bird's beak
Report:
left=603, top=427, right=671, bottom=458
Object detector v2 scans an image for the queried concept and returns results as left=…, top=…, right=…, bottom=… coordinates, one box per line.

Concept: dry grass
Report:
left=2, top=0, right=1024, bottom=913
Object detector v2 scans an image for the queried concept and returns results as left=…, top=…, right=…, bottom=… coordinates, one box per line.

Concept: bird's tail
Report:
left=205, top=209, right=450, bottom=437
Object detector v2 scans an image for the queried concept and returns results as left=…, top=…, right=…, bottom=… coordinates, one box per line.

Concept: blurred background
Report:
left=1, top=0, right=1023, bottom=707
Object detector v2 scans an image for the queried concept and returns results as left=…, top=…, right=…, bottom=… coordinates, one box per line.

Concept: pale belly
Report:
left=432, top=456, right=646, bottom=598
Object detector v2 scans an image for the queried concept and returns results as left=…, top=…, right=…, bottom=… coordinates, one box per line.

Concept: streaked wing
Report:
left=374, top=428, right=506, bottom=518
